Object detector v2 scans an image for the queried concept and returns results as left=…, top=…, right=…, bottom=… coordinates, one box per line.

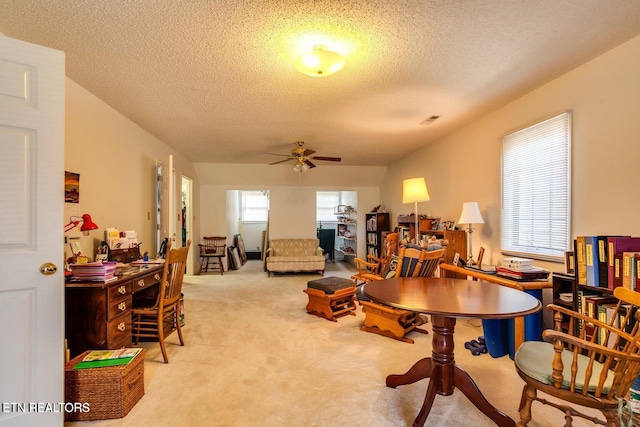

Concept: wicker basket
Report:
left=64, top=348, right=145, bottom=421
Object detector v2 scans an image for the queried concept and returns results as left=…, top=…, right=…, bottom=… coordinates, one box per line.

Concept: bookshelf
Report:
left=335, top=206, right=357, bottom=257
left=365, top=212, right=390, bottom=259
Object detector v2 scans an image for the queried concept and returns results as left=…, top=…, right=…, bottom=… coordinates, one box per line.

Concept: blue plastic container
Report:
left=482, top=319, right=509, bottom=358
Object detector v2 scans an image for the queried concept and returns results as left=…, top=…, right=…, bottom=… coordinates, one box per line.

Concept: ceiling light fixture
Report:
left=295, top=45, right=345, bottom=77
left=293, top=161, right=310, bottom=173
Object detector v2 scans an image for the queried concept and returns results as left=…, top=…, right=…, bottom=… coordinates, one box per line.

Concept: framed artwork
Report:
left=235, top=234, right=247, bottom=265
left=399, top=226, right=411, bottom=243
left=65, top=171, right=80, bottom=203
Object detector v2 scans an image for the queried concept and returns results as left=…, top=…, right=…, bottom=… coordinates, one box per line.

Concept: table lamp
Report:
left=64, top=213, right=99, bottom=236
left=402, top=178, right=430, bottom=243
left=457, top=202, right=484, bottom=266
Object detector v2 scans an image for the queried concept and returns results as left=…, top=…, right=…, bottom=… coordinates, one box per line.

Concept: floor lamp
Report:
left=402, top=178, right=430, bottom=243
left=457, top=202, right=484, bottom=266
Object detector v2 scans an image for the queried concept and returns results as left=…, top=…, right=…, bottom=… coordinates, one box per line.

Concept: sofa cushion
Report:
left=268, top=239, right=321, bottom=256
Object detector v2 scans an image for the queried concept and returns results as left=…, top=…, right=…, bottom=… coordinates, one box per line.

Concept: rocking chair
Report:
left=358, top=246, right=445, bottom=343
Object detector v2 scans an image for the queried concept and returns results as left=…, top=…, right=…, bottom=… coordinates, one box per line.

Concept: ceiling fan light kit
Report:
left=264, top=141, right=341, bottom=172
left=295, top=45, right=345, bottom=77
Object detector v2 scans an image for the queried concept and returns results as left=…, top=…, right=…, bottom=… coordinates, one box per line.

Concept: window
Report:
left=240, top=191, right=269, bottom=222
left=316, top=192, right=341, bottom=222
left=501, top=111, right=572, bottom=260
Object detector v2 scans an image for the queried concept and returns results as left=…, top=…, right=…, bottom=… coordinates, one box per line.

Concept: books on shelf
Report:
left=68, top=261, right=117, bottom=282
left=72, top=348, right=142, bottom=370
left=495, top=265, right=549, bottom=280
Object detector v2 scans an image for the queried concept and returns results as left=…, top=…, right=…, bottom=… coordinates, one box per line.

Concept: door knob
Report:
left=40, top=262, right=57, bottom=275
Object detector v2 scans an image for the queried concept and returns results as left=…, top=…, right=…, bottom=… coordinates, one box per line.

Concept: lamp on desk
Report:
left=457, top=202, right=484, bottom=266
left=64, top=214, right=99, bottom=236
left=403, top=178, right=430, bottom=243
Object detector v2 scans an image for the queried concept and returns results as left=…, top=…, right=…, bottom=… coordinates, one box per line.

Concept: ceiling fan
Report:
left=264, top=141, right=341, bottom=172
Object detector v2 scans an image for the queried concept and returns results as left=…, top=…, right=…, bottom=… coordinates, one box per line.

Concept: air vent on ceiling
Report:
left=420, top=115, right=440, bottom=125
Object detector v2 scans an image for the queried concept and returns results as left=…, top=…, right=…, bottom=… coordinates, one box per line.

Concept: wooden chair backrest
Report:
left=547, top=286, right=640, bottom=401
left=158, top=240, right=190, bottom=309
left=199, top=236, right=226, bottom=256
left=376, top=232, right=399, bottom=275
left=396, top=247, right=444, bottom=278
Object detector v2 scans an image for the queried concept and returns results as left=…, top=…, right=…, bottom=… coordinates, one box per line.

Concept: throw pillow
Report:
left=384, top=254, right=399, bottom=279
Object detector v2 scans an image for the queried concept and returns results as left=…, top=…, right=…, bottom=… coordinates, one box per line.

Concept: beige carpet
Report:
left=66, top=260, right=600, bottom=427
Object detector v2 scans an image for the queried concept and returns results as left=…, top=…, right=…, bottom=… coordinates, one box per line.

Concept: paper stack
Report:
left=69, top=261, right=117, bottom=282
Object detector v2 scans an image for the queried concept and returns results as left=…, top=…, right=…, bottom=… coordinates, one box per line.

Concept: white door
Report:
left=0, top=36, right=65, bottom=426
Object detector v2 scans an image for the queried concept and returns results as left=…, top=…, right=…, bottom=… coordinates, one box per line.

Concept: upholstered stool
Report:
left=304, top=277, right=356, bottom=322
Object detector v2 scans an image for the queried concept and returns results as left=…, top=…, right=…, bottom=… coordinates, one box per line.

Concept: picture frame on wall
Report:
left=65, top=171, right=80, bottom=203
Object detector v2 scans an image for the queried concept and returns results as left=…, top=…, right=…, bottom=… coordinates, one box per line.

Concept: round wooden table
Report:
left=363, top=277, right=542, bottom=427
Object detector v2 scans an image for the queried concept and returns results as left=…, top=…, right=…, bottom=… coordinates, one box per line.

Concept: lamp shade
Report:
left=79, top=214, right=99, bottom=232
left=457, top=202, right=484, bottom=225
left=402, top=178, right=430, bottom=204
left=295, top=45, right=345, bottom=77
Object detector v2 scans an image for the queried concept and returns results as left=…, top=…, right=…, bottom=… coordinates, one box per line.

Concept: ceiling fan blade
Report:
left=269, top=158, right=293, bottom=165
left=302, top=149, right=316, bottom=157
left=262, top=153, right=292, bottom=157
left=312, top=156, right=341, bottom=162
left=304, top=159, right=317, bottom=168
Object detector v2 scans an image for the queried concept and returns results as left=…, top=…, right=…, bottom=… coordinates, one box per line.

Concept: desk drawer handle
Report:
left=118, top=285, right=127, bottom=295
left=117, top=322, right=126, bottom=332
left=138, top=279, right=145, bottom=287
left=118, top=302, right=127, bottom=311
left=154, top=273, right=160, bottom=280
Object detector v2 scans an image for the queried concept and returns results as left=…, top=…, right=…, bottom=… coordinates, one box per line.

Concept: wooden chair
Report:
left=352, top=232, right=399, bottom=284
left=198, top=236, right=226, bottom=275
left=514, top=286, right=640, bottom=426
left=359, top=247, right=445, bottom=343
left=132, top=240, right=190, bottom=363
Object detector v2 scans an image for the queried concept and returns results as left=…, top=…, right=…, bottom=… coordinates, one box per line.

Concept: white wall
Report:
left=196, top=163, right=385, bottom=260
left=381, top=34, right=640, bottom=272
left=64, top=78, right=200, bottom=272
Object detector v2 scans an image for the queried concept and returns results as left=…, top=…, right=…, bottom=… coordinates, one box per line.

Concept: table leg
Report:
left=386, top=315, right=515, bottom=427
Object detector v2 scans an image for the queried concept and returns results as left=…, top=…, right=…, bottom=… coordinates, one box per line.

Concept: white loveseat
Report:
left=265, top=239, right=325, bottom=276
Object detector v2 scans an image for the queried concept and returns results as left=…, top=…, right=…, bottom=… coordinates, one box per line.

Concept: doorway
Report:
left=181, top=175, right=193, bottom=273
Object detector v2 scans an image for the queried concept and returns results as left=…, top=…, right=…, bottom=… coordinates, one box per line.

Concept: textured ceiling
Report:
left=3, top=1, right=640, bottom=166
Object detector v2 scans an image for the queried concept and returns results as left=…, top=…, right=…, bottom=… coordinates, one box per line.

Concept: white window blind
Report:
left=241, top=191, right=269, bottom=222
left=316, top=192, right=340, bottom=222
left=501, top=111, right=572, bottom=260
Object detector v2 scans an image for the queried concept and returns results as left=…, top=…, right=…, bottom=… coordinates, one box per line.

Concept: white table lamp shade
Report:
left=458, top=202, right=484, bottom=225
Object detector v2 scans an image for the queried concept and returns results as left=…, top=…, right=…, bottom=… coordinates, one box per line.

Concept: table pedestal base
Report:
left=386, top=315, right=515, bottom=427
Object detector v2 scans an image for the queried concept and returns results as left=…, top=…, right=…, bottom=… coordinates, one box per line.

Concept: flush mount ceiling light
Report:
left=295, top=45, right=345, bottom=77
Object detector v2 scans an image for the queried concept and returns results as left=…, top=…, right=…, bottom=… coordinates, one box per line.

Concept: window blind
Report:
left=501, top=111, right=572, bottom=260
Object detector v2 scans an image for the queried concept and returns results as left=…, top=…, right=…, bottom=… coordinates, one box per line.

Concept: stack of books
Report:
left=496, top=257, right=550, bottom=281
left=69, top=261, right=118, bottom=282
left=73, top=348, right=142, bottom=369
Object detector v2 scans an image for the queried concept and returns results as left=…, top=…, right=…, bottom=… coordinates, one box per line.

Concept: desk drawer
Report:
left=134, top=271, right=162, bottom=292
left=108, top=282, right=132, bottom=302
left=107, top=314, right=132, bottom=348
left=107, top=295, right=132, bottom=320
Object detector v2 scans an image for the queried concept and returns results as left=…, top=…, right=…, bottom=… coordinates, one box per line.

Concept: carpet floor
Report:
left=66, top=260, right=601, bottom=426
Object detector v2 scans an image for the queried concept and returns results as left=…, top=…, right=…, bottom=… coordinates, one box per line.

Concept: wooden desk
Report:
left=440, top=263, right=551, bottom=350
left=364, top=277, right=541, bottom=427
left=65, top=265, right=164, bottom=358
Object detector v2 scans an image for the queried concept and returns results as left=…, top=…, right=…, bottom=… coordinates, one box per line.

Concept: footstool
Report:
left=304, top=276, right=356, bottom=322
